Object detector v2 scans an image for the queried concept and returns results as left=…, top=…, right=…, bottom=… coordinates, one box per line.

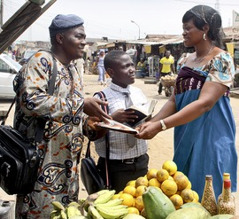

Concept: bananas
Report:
left=88, top=205, right=104, bottom=219
left=94, top=190, right=116, bottom=204
left=52, top=201, right=65, bottom=211
left=96, top=205, right=128, bottom=219
left=95, top=198, right=123, bottom=208
left=50, top=201, right=87, bottom=219
left=50, top=190, right=128, bottom=219
left=87, top=190, right=128, bottom=219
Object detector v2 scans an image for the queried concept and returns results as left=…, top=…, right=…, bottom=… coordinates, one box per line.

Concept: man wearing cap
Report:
left=13, top=14, right=109, bottom=218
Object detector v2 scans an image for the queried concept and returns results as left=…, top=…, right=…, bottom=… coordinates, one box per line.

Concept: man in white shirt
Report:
left=93, top=50, right=149, bottom=192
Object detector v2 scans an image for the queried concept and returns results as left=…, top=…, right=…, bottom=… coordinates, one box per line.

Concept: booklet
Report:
left=125, top=99, right=158, bottom=127
left=96, top=118, right=139, bottom=135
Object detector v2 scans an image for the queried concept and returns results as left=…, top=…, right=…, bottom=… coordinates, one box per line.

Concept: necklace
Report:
left=193, top=45, right=214, bottom=63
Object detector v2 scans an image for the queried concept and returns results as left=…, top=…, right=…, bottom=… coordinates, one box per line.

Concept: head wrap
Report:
left=49, top=14, right=84, bottom=37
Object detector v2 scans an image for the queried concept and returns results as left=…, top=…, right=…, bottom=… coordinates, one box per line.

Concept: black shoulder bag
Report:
left=0, top=56, right=58, bottom=195
left=81, top=91, right=111, bottom=194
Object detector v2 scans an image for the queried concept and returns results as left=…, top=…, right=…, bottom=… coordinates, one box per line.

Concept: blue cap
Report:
left=49, top=14, right=84, bottom=36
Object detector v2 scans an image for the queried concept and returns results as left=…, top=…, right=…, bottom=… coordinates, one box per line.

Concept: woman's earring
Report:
left=203, top=33, right=206, bottom=41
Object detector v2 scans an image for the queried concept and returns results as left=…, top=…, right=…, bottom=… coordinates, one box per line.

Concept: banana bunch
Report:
left=86, top=189, right=129, bottom=219
left=50, top=201, right=87, bottom=219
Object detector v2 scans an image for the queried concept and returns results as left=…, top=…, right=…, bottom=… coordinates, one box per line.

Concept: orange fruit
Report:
left=168, top=176, right=174, bottom=181
left=173, top=171, right=184, bottom=179
left=180, top=189, right=194, bottom=203
left=146, top=168, right=158, bottom=180
left=126, top=180, right=136, bottom=187
left=135, top=196, right=144, bottom=212
left=135, top=185, right=147, bottom=197
left=174, top=174, right=189, bottom=191
left=162, top=160, right=177, bottom=175
left=135, top=177, right=148, bottom=188
left=186, top=181, right=192, bottom=189
left=156, top=169, right=169, bottom=182
left=170, top=194, right=183, bottom=209
left=161, top=179, right=178, bottom=196
left=127, top=207, right=140, bottom=215
left=148, top=178, right=160, bottom=187
left=192, top=190, right=199, bottom=202
left=120, top=193, right=135, bottom=207
left=111, top=194, right=121, bottom=200
left=123, top=185, right=136, bottom=197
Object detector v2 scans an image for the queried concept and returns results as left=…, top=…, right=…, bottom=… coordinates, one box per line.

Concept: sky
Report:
left=2, top=0, right=239, bottom=42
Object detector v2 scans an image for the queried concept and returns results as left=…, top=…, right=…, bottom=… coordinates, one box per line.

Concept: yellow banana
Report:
left=51, top=201, right=65, bottom=211
left=94, top=190, right=116, bottom=205
left=96, top=205, right=128, bottom=219
left=88, top=205, right=104, bottom=219
left=95, top=198, right=123, bottom=207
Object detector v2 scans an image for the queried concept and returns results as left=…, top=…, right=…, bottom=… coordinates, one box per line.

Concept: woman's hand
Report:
left=135, top=121, right=161, bottom=139
left=84, top=97, right=111, bottom=120
left=111, top=109, right=138, bottom=123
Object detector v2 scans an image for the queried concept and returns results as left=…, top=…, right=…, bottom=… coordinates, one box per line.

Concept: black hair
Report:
left=104, top=50, right=126, bottom=70
left=182, top=5, right=224, bottom=48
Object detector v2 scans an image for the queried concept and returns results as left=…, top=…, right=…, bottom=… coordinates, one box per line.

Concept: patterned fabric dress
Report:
left=174, top=52, right=237, bottom=200
left=13, top=51, right=85, bottom=218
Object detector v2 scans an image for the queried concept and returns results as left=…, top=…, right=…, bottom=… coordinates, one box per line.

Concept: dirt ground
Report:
left=0, top=74, right=238, bottom=214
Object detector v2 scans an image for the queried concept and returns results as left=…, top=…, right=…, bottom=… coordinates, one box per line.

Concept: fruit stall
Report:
left=50, top=160, right=237, bottom=219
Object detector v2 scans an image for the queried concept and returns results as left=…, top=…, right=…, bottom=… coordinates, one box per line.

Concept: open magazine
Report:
left=125, top=99, right=158, bottom=127
left=96, top=118, right=139, bottom=135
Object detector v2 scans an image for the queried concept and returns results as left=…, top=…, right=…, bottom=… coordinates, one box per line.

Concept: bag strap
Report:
left=95, top=91, right=110, bottom=188
left=1, top=97, right=16, bottom=125
left=1, top=54, right=58, bottom=144
left=88, top=90, right=110, bottom=188
left=35, top=57, right=57, bottom=142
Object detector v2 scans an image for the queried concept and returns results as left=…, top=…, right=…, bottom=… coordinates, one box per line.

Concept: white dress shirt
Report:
left=94, top=82, right=148, bottom=160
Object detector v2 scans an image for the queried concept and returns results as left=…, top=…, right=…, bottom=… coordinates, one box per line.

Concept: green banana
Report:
left=94, top=190, right=116, bottom=204
left=95, top=198, right=123, bottom=207
left=51, top=201, right=65, bottom=211
left=60, top=209, right=67, bottom=219
left=97, top=189, right=110, bottom=196
left=96, top=205, right=128, bottom=219
left=51, top=214, right=61, bottom=219
left=50, top=210, right=60, bottom=219
left=68, top=201, right=81, bottom=208
left=68, top=216, right=87, bottom=219
left=88, top=205, right=104, bottom=219
left=66, top=205, right=82, bottom=218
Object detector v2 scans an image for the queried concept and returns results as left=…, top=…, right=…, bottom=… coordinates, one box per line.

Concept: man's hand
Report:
left=87, top=116, right=108, bottom=139
left=111, top=109, right=138, bottom=123
left=84, top=97, right=111, bottom=120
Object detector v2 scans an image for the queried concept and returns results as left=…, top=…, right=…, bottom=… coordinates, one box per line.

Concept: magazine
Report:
left=96, top=118, right=139, bottom=135
left=125, top=99, right=158, bottom=127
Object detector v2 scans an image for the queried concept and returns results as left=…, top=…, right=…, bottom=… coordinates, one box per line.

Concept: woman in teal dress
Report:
left=136, top=5, right=237, bottom=199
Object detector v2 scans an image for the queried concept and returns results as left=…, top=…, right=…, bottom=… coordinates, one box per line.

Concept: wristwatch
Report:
left=160, top=120, right=167, bottom=131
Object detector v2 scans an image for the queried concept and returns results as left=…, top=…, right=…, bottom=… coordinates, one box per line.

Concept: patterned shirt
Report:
left=94, top=83, right=148, bottom=160
left=177, top=51, right=235, bottom=88
left=13, top=51, right=85, bottom=218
